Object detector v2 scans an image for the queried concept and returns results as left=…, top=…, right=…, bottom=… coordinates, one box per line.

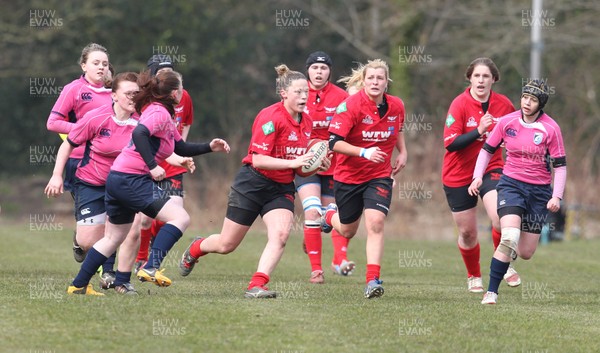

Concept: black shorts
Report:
left=497, top=175, right=552, bottom=234
left=226, top=165, right=295, bottom=226
left=295, top=174, right=334, bottom=197
left=333, top=177, right=394, bottom=224
left=104, top=171, right=170, bottom=225
left=63, top=157, right=81, bottom=195
left=155, top=173, right=185, bottom=198
left=443, top=169, right=502, bottom=212
left=73, top=178, right=106, bottom=222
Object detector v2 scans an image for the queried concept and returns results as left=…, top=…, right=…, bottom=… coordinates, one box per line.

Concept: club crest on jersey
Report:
left=533, top=132, right=543, bottom=145
left=445, top=114, right=455, bottom=128
left=262, top=121, right=275, bottom=136
left=336, top=102, right=347, bottom=114
left=466, top=117, right=477, bottom=127
left=362, top=115, right=374, bottom=125
left=288, top=131, right=299, bottom=141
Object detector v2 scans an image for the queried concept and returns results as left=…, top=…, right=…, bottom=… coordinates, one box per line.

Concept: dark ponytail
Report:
left=134, top=70, right=181, bottom=115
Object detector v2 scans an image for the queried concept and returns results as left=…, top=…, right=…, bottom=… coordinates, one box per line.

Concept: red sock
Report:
left=331, top=229, right=349, bottom=265
left=136, top=227, right=152, bottom=262
left=325, top=208, right=336, bottom=227
left=366, top=264, right=381, bottom=283
left=188, top=237, right=207, bottom=258
left=304, top=226, right=322, bottom=271
left=150, top=219, right=166, bottom=236
left=248, top=272, right=270, bottom=290
left=492, top=228, right=501, bottom=250
left=458, top=243, right=481, bottom=278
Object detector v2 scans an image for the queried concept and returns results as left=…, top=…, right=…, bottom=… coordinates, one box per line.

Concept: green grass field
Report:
left=0, top=224, right=598, bottom=353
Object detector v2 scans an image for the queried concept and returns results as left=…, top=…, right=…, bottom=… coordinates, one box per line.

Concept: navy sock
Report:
left=102, top=251, right=117, bottom=274
left=113, top=271, right=132, bottom=287
left=487, top=257, right=510, bottom=294
left=144, top=223, right=183, bottom=270
left=72, top=247, right=108, bottom=288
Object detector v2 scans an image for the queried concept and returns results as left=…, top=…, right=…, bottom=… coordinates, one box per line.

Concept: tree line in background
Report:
left=1, top=0, right=598, bottom=208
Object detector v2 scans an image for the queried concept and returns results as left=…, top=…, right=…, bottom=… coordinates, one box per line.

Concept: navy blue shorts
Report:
left=155, top=173, right=185, bottom=198
left=226, top=165, right=295, bottom=226
left=63, top=157, right=81, bottom=195
left=105, top=171, right=170, bottom=225
left=443, top=169, right=502, bottom=212
left=334, top=177, right=394, bottom=224
left=497, top=175, right=552, bottom=234
left=73, top=179, right=106, bottom=222
left=295, top=174, right=334, bottom=197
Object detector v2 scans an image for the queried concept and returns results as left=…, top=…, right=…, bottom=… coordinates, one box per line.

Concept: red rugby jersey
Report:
left=242, top=101, right=313, bottom=184
left=328, top=90, right=405, bottom=184
left=442, top=88, right=514, bottom=187
left=160, top=89, right=194, bottom=178
left=304, top=81, right=349, bottom=176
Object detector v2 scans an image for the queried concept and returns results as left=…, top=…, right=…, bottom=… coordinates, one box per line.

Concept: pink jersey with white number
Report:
left=47, top=75, right=112, bottom=159
left=485, top=110, right=566, bottom=185
left=67, top=104, right=138, bottom=186
left=111, top=102, right=182, bottom=175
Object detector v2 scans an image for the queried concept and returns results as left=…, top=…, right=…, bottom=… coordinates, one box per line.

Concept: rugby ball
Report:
left=295, top=139, right=329, bottom=177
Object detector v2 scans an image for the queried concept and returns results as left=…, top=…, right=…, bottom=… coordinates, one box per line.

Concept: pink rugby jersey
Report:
left=111, top=103, right=182, bottom=175
left=475, top=110, right=566, bottom=186
left=67, top=104, right=138, bottom=186
left=47, top=75, right=112, bottom=159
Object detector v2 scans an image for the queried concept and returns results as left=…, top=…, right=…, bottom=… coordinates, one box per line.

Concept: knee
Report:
left=498, top=227, right=520, bottom=260
left=270, top=230, right=289, bottom=248
left=457, top=226, right=477, bottom=241
left=170, top=212, right=190, bottom=230
left=339, top=228, right=356, bottom=239
left=140, top=217, right=152, bottom=229
left=179, top=213, right=191, bottom=229
left=519, top=249, right=536, bottom=260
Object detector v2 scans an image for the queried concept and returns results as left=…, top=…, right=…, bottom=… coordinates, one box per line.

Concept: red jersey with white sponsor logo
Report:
left=67, top=104, right=138, bottom=186
left=483, top=110, right=566, bottom=185
left=242, top=101, right=313, bottom=184
left=47, top=75, right=113, bottom=160
left=112, top=102, right=182, bottom=175
left=328, top=90, right=405, bottom=184
left=442, top=88, right=514, bottom=187
left=304, top=81, right=349, bottom=176
left=159, top=89, right=194, bottom=178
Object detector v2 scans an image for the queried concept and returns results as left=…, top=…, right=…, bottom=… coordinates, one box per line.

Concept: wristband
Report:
left=360, top=148, right=366, bottom=158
